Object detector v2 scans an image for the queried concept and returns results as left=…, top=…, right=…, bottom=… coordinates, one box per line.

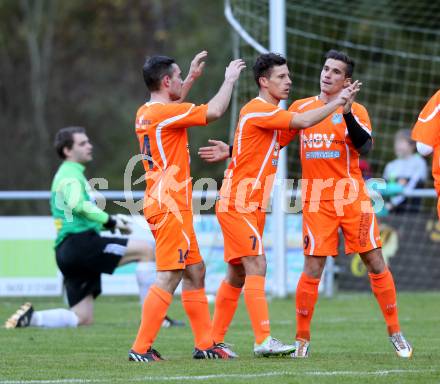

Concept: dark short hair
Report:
left=324, top=50, right=355, bottom=78
left=54, top=126, right=86, bottom=159
left=142, top=55, right=176, bottom=91
left=253, top=53, right=287, bottom=88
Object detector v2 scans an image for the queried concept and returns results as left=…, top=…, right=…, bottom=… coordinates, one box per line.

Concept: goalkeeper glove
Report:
left=104, top=214, right=133, bottom=235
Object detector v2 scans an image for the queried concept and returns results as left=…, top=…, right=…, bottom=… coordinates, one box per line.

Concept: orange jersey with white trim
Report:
left=284, top=96, right=372, bottom=201
left=218, top=97, right=294, bottom=210
left=411, top=90, right=440, bottom=193
left=135, top=102, right=208, bottom=218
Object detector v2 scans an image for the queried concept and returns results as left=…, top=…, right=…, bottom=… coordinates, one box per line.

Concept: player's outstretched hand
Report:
left=188, top=50, right=208, bottom=81
left=113, top=214, right=133, bottom=235
left=198, top=139, right=230, bottom=163
left=224, top=59, right=246, bottom=83
left=337, top=80, right=362, bottom=108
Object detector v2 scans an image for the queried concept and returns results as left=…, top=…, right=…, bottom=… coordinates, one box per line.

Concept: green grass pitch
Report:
left=0, top=292, right=439, bottom=383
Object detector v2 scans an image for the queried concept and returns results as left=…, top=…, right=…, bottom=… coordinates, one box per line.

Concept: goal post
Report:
left=225, top=0, right=289, bottom=297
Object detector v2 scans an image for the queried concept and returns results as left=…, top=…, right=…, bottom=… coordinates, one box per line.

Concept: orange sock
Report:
left=243, top=275, right=270, bottom=344
left=212, top=280, right=242, bottom=343
left=131, top=285, right=172, bottom=353
left=295, top=272, right=320, bottom=341
left=369, top=268, right=400, bottom=335
left=181, top=288, right=213, bottom=350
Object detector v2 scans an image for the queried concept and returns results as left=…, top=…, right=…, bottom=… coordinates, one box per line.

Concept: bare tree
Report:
left=20, top=0, right=56, bottom=158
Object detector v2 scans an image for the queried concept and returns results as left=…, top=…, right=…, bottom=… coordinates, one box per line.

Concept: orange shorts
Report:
left=216, top=203, right=266, bottom=264
left=147, top=211, right=202, bottom=271
left=302, top=198, right=382, bottom=256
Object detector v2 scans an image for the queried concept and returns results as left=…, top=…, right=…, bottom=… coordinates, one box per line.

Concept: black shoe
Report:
left=4, top=302, right=34, bottom=329
left=193, top=344, right=232, bottom=359
left=128, top=348, right=164, bottom=362
left=162, top=315, right=185, bottom=328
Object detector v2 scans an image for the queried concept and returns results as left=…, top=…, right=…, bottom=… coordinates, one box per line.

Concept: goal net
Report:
left=226, top=0, right=440, bottom=291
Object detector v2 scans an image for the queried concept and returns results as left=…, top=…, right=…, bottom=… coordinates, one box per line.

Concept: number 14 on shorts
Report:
left=249, top=235, right=257, bottom=251
left=178, top=249, right=189, bottom=263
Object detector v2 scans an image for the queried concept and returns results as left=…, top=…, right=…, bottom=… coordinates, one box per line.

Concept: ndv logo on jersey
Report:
left=303, top=133, right=335, bottom=148
left=332, top=113, right=343, bottom=125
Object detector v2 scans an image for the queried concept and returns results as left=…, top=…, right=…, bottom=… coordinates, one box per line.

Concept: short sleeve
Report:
left=412, top=91, right=440, bottom=146
left=162, top=103, right=208, bottom=129
left=254, top=107, right=293, bottom=131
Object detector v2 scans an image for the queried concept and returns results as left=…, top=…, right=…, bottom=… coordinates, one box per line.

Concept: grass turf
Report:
left=0, top=292, right=439, bottom=383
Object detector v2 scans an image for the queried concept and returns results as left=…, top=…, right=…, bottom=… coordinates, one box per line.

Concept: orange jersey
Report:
left=218, top=97, right=294, bottom=211
left=282, top=96, right=372, bottom=202
left=135, top=102, right=208, bottom=218
left=411, top=90, right=440, bottom=194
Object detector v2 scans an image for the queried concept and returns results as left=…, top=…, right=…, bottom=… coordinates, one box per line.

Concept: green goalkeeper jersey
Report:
left=50, top=161, right=109, bottom=247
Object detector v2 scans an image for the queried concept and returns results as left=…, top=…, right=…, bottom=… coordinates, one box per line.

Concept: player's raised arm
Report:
left=289, top=80, right=361, bottom=130
left=206, top=59, right=246, bottom=122
left=175, top=50, right=208, bottom=103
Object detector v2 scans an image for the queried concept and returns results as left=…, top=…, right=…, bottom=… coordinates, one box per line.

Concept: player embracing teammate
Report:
left=202, top=52, right=359, bottom=357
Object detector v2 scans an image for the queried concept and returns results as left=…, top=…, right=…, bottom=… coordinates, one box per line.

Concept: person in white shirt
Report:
left=383, top=129, right=428, bottom=213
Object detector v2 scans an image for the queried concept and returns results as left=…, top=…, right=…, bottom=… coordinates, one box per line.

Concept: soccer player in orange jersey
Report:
left=128, top=52, right=245, bottom=362
left=200, top=53, right=358, bottom=357
left=281, top=50, right=412, bottom=358
left=411, top=89, right=440, bottom=219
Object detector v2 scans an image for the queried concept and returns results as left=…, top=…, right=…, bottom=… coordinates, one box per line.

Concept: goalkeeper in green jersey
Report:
left=5, top=126, right=183, bottom=329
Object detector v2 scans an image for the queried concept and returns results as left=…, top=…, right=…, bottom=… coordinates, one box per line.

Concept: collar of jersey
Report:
left=145, top=101, right=165, bottom=106
left=63, top=161, right=85, bottom=173
left=255, top=96, right=268, bottom=103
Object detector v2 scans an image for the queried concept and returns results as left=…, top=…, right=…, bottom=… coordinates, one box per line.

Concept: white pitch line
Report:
left=0, top=369, right=438, bottom=383
left=0, top=381, right=98, bottom=384
left=138, top=369, right=439, bottom=381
